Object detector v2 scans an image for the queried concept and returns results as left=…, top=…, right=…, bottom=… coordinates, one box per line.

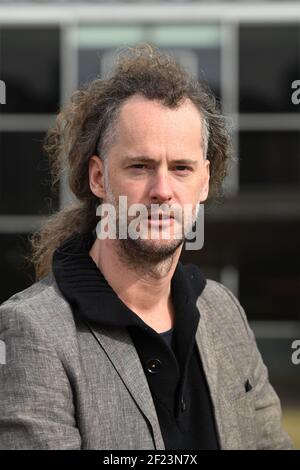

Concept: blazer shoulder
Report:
left=200, top=277, right=239, bottom=306
left=0, top=272, right=75, bottom=344
left=197, top=278, right=254, bottom=343
left=1, top=271, right=59, bottom=303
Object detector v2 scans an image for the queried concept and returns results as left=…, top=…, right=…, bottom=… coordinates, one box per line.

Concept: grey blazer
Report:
left=0, top=272, right=293, bottom=450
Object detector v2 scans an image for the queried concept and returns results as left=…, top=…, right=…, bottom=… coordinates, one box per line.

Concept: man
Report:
left=0, top=45, right=293, bottom=450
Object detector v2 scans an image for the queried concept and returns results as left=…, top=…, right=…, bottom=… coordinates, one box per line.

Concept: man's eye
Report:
left=131, top=164, right=146, bottom=169
left=175, top=165, right=192, bottom=172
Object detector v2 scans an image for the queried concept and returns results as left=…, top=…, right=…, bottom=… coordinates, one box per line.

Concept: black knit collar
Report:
left=52, top=230, right=206, bottom=332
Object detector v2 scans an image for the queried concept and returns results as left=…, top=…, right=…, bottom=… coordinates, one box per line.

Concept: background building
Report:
left=0, top=0, right=299, bottom=448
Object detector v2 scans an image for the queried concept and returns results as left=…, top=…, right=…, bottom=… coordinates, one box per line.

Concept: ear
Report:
left=199, top=159, right=210, bottom=202
left=89, top=155, right=106, bottom=199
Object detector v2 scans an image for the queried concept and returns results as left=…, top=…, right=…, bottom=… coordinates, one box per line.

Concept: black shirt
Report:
left=52, top=230, right=220, bottom=450
left=159, top=327, right=174, bottom=350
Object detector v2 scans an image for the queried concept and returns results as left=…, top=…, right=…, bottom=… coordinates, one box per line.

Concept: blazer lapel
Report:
left=85, top=322, right=165, bottom=450
left=195, top=295, right=244, bottom=450
left=83, top=299, right=245, bottom=450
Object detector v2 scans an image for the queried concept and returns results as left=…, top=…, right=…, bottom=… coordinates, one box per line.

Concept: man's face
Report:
left=91, top=94, right=210, bottom=260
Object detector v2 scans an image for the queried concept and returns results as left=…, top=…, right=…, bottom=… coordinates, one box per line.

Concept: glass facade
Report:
left=0, top=19, right=299, bottom=328
left=239, top=25, right=300, bottom=113
left=0, top=131, right=58, bottom=214
left=0, top=27, right=60, bottom=114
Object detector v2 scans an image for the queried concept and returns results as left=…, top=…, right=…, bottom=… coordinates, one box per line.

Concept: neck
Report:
left=89, top=237, right=182, bottom=324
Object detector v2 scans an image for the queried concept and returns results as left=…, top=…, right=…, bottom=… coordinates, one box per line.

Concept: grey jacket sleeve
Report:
left=0, top=303, right=82, bottom=450
left=218, top=283, right=294, bottom=450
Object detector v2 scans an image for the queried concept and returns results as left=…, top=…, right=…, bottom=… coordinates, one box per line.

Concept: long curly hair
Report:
left=27, top=44, right=233, bottom=281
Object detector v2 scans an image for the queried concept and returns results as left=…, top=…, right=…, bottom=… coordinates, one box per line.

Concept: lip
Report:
left=147, top=213, right=175, bottom=220
left=147, top=217, right=174, bottom=225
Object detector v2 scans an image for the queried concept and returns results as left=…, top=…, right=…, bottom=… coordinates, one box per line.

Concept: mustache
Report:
left=108, top=201, right=197, bottom=223
left=147, top=213, right=174, bottom=220
left=145, top=207, right=178, bottom=221
left=144, top=208, right=195, bottom=224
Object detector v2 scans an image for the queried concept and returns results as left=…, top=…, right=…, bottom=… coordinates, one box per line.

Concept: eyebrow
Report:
left=122, top=155, right=199, bottom=166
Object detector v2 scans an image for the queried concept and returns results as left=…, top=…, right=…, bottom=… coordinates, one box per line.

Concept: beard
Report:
left=118, top=228, right=184, bottom=263
left=114, top=221, right=184, bottom=278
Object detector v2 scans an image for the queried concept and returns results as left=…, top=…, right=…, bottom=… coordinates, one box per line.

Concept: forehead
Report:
left=115, top=94, right=203, bottom=147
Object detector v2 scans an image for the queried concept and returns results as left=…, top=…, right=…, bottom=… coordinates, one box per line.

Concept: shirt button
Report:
left=181, top=398, right=186, bottom=412
left=146, top=358, right=161, bottom=374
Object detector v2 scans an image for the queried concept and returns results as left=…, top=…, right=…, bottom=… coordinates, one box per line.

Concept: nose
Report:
left=148, top=171, right=173, bottom=204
